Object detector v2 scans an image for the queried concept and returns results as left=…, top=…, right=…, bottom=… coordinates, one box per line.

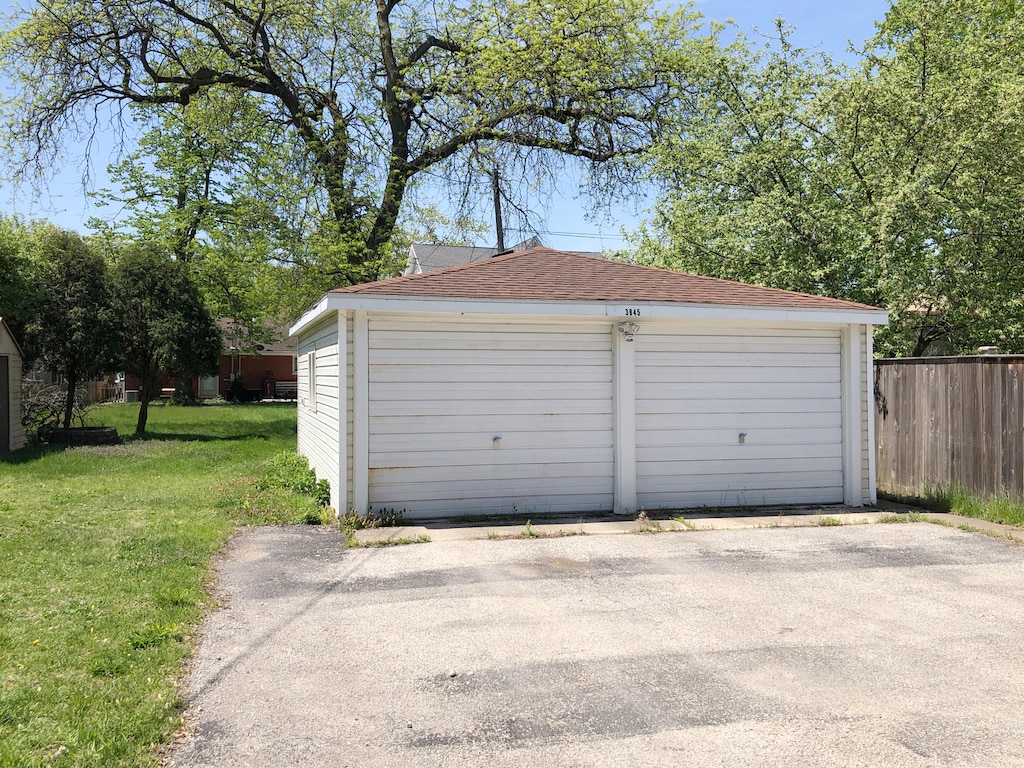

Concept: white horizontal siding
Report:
left=640, top=486, right=846, bottom=508
left=367, top=318, right=613, bottom=518
left=636, top=325, right=844, bottom=510
left=297, top=313, right=341, bottom=510
left=374, top=398, right=611, bottom=417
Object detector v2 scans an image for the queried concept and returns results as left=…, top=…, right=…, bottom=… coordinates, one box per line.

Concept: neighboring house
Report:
left=404, top=236, right=593, bottom=275
left=122, top=321, right=298, bottom=401
left=206, top=320, right=298, bottom=400
left=403, top=243, right=503, bottom=276
left=0, top=318, right=27, bottom=454
left=291, top=247, right=888, bottom=517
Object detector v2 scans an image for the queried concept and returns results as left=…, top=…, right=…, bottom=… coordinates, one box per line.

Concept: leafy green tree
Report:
left=0, top=215, right=41, bottom=362
left=90, top=93, right=317, bottom=323
left=110, top=245, right=221, bottom=434
left=1, top=0, right=714, bottom=283
left=24, top=226, right=117, bottom=428
left=633, top=26, right=868, bottom=300
left=839, top=0, right=1024, bottom=355
left=637, top=1, right=1024, bottom=356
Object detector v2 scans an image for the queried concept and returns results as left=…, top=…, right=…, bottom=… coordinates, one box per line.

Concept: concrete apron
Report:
left=348, top=501, right=1024, bottom=545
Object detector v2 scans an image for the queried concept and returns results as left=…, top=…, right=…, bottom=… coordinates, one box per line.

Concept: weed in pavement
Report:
left=878, top=512, right=928, bottom=524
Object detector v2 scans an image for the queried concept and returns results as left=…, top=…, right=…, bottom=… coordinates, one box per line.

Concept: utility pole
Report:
left=491, top=165, right=505, bottom=252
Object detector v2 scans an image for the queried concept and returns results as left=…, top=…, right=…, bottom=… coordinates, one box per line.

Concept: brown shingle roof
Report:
left=215, top=318, right=297, bottom=354
left=334, top=248, right=881, bottom=312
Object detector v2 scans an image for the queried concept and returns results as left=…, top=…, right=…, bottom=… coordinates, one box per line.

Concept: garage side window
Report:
left=308, top=350, right=317, bottom=412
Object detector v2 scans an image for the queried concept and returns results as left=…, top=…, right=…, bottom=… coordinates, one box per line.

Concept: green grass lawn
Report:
left=0, top=402, right=320, bottom=767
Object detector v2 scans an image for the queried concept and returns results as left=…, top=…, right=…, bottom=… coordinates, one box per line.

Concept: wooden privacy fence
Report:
left=874, top=356, right=1024, bottom=498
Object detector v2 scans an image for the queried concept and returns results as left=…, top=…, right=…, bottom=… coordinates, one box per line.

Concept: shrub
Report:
left=256, top=451, right=331, bottom=507
left=167, top=389, right=201, bottom=407
left=227, top=374, right=248, bottom=403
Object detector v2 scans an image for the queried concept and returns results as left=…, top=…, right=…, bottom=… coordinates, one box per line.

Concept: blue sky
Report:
left=0, top=0, right=891, bottom=248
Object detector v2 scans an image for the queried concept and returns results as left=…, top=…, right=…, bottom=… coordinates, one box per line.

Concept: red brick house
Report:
left=122, top=321, right=298, bottom=401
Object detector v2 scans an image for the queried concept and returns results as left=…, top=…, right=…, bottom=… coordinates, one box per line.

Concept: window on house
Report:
left=292, top=355, right=298, bottom=374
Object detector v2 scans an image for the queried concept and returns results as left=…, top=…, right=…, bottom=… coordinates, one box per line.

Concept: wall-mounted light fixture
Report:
left=618, top=322, right=640, bottom=342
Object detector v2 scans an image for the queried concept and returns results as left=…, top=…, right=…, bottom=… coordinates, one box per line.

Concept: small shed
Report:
left=291, top=249, right=888, bottom=518
left=0, top=318, right=27, bottom=455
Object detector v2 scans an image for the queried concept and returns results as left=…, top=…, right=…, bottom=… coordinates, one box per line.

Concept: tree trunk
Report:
left=136, top=372, right=157, bottom=434
left=62, top=372, right=79, bottom=429
left=136, top=394, right=149, bottom=435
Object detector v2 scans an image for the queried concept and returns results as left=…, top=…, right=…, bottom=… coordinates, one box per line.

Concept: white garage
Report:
left=634, top=325, right=843, bottom=509
left=367, top=316, right=614, bottom=516
left=291, top=248, right=887, bottom=519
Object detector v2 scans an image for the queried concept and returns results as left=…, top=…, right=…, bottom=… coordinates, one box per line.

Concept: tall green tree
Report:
left=840, top=0, right=1024, bottom=355
left=1, top=0, right=715, bottom=284
left=91, top=92, right=318, bottom=324
left=25, top=226, right=117, bottom=428
left=110, top=245, right=221, bottom=434
left=633, top=26, right=867, bottom=299
left=637, top=0, right=1024, bottom=356
left=0, top=215, right=41, bottom=362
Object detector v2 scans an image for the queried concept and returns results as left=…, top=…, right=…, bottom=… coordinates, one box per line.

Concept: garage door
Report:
left=367, top=318, right=614, bottom=518
left=636, top=326, right=844, bottom=509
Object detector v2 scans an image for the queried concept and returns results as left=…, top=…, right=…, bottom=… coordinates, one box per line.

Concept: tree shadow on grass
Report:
left=0, top=443, right=63, bottom=465
left=0, top=417, right=297, bottom=463
left=128, top=418, right=296, bottom=443
left=129, top=431, right=264, bottom=443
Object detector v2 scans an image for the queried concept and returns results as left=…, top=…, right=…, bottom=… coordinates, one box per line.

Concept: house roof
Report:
left=403, top=236, right=603, bottom=275
left=406, top=244, right=502, bottom=274
left=216, top=318, right=297, bottom=354
left=0, top=317, right=24, bottom=357
left=335, top=247, right=882, bottom=312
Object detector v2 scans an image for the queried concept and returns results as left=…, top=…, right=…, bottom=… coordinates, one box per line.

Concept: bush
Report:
left=226, top=375, right=248, bottom=403
left=167, top=389, right=200, bottom=407
left=224, top=375, right=265, bottom=403
left=256, top=451, right=331, bottom=507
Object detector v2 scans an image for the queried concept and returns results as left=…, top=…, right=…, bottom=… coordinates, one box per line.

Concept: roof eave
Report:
left=293, top=293, right=887, bottom=333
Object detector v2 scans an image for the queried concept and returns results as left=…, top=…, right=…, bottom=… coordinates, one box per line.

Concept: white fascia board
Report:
left=290, top=295, right=333, bottom=337
left=316, top=293, right=889, bottom=327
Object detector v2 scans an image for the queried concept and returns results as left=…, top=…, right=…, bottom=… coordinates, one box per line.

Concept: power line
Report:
left=531, top=229, right=630, bottom=241
left=547, top=232, right=627, bottom=240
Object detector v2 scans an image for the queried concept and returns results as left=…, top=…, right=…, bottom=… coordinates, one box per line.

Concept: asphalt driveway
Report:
left=164, top=522, right=1024, bottom=767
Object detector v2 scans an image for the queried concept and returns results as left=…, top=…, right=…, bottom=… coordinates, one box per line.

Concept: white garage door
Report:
left=636, top=326, right=844, bottom=509
left=367, top=318, right=614, bottom=518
